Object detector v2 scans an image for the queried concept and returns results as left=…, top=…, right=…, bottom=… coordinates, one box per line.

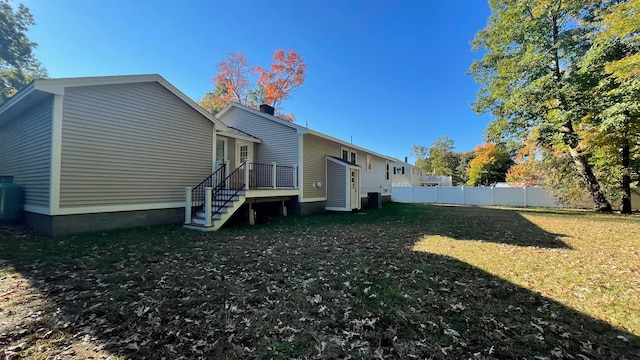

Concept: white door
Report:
left=350, top=168, right=360, bottom=210
left=236, top=142, right=252, bottom=167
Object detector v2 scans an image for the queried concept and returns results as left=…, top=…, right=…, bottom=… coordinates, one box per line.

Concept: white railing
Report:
left=419, top=175, right=453, bottom=187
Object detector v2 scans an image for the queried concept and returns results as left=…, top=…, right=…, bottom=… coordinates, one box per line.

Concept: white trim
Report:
left=245, top=189, right=299, bottom=198
left=212, top=129, right=217, bottom=172
left=300, top=197, right=327, bottom=202
left=366, top=154, right=372, bottom=172
left=217, top=130, right=261, bottom=143
left=350, top=166, right=361, bottom=210
left=23, top=204, right=51, bottom=215
left=298, top=133, right=304, bottom=201
left=49, top=94, right=64, bottom=215
left=0, top=83, right=35, bottom=119
left=54, top=202, right=185, bottom=216
left=326, top=206, right=350, bottom=212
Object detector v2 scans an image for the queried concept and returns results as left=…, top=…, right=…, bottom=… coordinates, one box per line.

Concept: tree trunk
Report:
left=620, top=143, right=632, bottom=214
left=548, top=13, right=611, bottom=212
left=567, top=147, right=613, bottom=212
left=562, top=121, right=613, bottom=212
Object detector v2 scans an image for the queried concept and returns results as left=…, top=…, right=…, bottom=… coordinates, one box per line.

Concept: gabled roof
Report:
left=0, top=74, right=229, bottom=130
left=216, top=102, right=396, bottom=161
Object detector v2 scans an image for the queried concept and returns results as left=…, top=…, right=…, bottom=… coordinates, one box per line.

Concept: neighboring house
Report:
left=0, top=75, right=394, bottom=236
left=391, top=158, right=423, bottom=186
left=215, top=103, right=395, bottom=215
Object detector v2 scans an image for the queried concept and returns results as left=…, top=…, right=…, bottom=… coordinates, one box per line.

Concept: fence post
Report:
left=184, top=187, right=192, bottom=224
left=244, top=162, right=250, bottom=190
left=293, top=166, right=298, bottom=188
left=491, top=185, right=495, bottom=206
left=435, top=185, right=438, bottom=204
left=205, top=187, right=212, bottom=227
left=272, top=162, right=277, bottom=189
left=523, top=186, right=528, bottom=207
left=461, top=186, right=466, bottom=204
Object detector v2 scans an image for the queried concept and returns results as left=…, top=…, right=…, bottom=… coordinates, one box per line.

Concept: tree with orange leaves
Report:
left=199, top=50, right=306, bottom=122
left=255, top=49, right=307, bottom=110
left=466, top=143, right=513, bottom=186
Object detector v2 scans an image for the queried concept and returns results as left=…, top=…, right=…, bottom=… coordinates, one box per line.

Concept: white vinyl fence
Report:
left=391, top=185, right=562, bottom=208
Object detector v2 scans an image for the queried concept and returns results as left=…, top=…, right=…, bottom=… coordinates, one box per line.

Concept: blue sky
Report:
left=21, top=0, right=492, bottom=161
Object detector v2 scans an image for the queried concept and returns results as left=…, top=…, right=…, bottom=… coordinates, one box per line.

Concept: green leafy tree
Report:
left=412, top=136, right=460, bottom=179
left=455, top=151, right=474, bottom=185
left=469, top=0, right=613, bottom=211
left=581, top=0, right=640, bottom=213
left=0, top=0, right=47, bottom=103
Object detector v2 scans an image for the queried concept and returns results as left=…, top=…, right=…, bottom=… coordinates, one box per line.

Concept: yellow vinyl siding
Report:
left=302, top=134, right=342, bottom=199
left=0, top=96, right=52, bottom=207
left=59, top=82, right=214, bottom=208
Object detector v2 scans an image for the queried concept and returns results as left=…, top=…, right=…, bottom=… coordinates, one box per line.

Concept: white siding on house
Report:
left=359, top=152, right=390, bottom=197
left=219, top=107, right=298, bottom=167
left=326, top=159, right=346, bottom=208
left=0, top=96, right=52, bottom=207
left=59, top=82, right=214, bottom=208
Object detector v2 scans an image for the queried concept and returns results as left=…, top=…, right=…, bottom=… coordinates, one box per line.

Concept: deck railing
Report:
left=185, top=162, right=298, bottom=225
left=247, top=162, right=297, bottom=189
left=190, top=164, right=226, bottom=209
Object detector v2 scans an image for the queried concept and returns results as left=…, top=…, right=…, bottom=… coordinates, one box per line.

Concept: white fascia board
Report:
left=52, top=202, right=186, bottom=216
left=217, top=130, right=262, bottom=143
left=0, top=82, right=35, bottom=118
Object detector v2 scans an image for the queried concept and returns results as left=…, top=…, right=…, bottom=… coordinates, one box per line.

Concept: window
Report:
left=342, top=149, right=349, bottom=162
left=402, top=166, right=405, bottom=175
left=350, top=151, right=356, bottom=164
left=385, top=161, right=390, bottom=181
left=216, top=139, right=225, bottom=164
left=366, top=155, right=372, bottom=171
left=240, top=145, right=248, bottom=163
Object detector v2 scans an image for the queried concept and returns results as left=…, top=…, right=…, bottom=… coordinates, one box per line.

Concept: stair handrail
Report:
left=191, top=164, right=226, bottom=209
left=211, top=162, right=246, bottom=218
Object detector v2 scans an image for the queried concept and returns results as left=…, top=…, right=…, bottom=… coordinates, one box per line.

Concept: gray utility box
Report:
left=367, top=192, right=382, bottom=209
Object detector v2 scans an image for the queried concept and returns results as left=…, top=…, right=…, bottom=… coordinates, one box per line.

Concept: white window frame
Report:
left=366, top=155, right=372, bottom=172
left=385, top=161, right=390, bottom=181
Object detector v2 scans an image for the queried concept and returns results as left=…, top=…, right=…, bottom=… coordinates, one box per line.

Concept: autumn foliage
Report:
left=199, top=49, right=306, bottom=122
left=466, top=143, right=513, bottom=186
left=255, top=50, right=307, bottom=110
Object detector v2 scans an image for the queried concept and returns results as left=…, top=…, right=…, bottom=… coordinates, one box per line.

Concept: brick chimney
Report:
left=259, top=104, right=275, bottom=115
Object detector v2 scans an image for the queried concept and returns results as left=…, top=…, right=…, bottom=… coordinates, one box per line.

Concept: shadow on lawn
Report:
left=0, top=204, right=637, bottom=359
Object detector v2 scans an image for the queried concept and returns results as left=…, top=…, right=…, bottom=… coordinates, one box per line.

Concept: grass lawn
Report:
left=1, top=203, right=639, bottom=359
